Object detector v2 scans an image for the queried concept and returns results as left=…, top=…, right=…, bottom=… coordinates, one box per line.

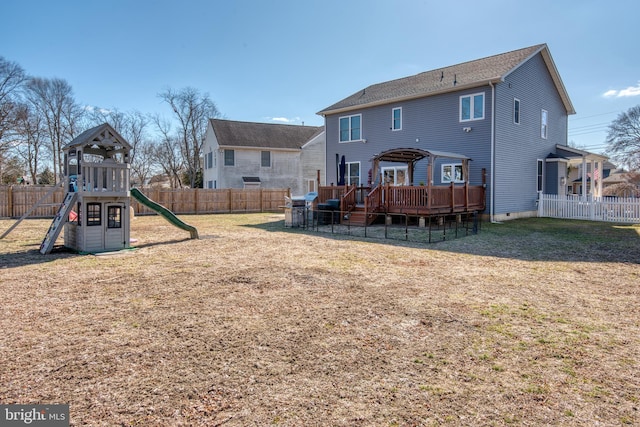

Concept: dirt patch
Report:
left=0, top=214, right=639, bottom=425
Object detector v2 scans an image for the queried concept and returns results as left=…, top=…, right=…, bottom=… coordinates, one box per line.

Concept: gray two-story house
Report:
left=203, top=119, right=325, bottom=195
left=318, top=44, right=589, bottom=222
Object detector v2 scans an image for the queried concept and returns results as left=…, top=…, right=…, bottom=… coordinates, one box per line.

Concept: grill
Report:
left=284, top=192, right=317, bottom=227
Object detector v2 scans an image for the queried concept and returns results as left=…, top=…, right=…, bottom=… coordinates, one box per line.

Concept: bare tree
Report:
left=86, top=107, right=154, bottom=185
left=151, top=114, right=184, bottom=188
left=0, top=57, right=28, bottom=183
left=605, top=105, right=640, bottom=170
left=0, top=57, right=27, bottom=145
left=25, top=77, right=83, bottom=183
left=158, top=87, right=220, bottom=188
left=130, top=138, right=156, bottom=186
left=14, top=103, right=48, bottom=184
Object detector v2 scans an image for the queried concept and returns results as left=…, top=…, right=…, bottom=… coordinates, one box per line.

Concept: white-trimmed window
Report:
left=224, top=149, right=235, bottom=166
left=306, top=179, right=316, bottom=193
left=441, top=164, right=464, bottom=184
left=261, top=151, right=271, bottom=167
left=514, top=98, right=520, bottom=125
left=537, top=159, right=544, bottom=192
left=460, top=92, right=484, bottom=121
left=339, top=114, right=362, bottom=142
left=346, top=161, right=361, bottom=186
left=382, top=166, right=408, bottom=186
left=541, top=109, right=548, bottom=139
left=392, top=107, right=402, bottom=131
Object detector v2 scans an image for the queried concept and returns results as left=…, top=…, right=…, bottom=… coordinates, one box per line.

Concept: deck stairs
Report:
left=341, top=204, right=378, bottom=227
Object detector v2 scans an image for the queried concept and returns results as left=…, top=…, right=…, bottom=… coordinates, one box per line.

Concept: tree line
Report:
left=0, top=56, right=220, bottom=188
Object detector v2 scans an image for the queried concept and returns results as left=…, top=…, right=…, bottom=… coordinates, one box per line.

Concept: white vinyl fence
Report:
left=538, top=193, right=640, bottom=223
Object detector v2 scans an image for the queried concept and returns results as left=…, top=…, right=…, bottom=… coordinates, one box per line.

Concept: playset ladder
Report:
left=39, top=192, right=77, bottom=254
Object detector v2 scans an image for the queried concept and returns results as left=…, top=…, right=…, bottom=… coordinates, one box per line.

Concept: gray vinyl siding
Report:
left=492, top=52, right=568, bottom=214
left=324, top=51, right=569, bottom=217
left=325, top=88, right=492, bottom=188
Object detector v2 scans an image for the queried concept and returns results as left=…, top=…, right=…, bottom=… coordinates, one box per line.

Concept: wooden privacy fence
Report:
left=0, top=186, right=290, bottom=218
left=538, top=193, right=640, bottom=224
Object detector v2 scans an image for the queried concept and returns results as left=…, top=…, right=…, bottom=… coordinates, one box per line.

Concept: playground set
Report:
left=3, top=123, right=198, bottom=254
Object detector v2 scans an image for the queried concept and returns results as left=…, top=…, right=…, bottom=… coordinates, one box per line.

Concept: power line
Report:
left=569, top=121, right=610, bottom=131
left=569, top=129, right=609, bottom=137
left=569, top=111, right=620, bottom=122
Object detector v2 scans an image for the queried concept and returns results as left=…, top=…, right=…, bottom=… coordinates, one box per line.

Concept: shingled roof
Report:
left=64, top=122, right=131, bottom=150
left=211, top=119, right=323, bottom=150
left=317, top=44, right=574, bottom=116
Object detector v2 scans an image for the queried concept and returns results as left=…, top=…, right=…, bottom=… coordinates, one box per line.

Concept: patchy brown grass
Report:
left=0, top=214, right=639, bottom=426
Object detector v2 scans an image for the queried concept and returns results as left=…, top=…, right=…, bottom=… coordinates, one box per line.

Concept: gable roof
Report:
left=210, top=119, right=323, bottom=150
left=318, top=44, right=575, bottom=116
left=64, top=122, right=131, bottom=150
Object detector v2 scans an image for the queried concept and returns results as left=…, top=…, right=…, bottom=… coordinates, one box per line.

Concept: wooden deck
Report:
left=318, top=183, right=486, bottom=226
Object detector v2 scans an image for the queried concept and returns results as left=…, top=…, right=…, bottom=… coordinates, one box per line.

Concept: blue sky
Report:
left=2, top=0, right=638, bottom=154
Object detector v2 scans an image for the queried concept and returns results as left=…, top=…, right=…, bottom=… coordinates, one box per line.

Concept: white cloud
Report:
left=268, top=116, right=301, bottom=124
left=83, top=105, right=112, bottom=115
left=603, top=82, right=640, bottom=98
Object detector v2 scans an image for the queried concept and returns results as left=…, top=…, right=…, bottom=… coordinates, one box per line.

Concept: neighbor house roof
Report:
left=317, top=44, right=575, bottom=116
left=602, top=169, right=631, bottom=185
left=211, top=119, right=323, bottom=150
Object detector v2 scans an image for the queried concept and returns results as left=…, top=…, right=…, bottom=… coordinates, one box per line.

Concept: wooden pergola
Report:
left=371, top=147, right=471, bottom=187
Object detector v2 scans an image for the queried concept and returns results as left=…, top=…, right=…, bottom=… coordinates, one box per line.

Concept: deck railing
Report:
left=76, top=162, right=130, bottom=196
left=383, top=185, right=429, bottom=210
left=340, top=185, right=357, bottom=214
left=365, top=185, right=382, bottom=216
left=318, top=185, right=347, bottom=202
left=319, top=183, right=486, bottom=216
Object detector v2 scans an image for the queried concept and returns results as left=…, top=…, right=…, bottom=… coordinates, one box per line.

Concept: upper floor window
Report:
left=392, top=107, right=402, bottom=131
left=261, top=151, right=271, bottom=167
left=441, top=164, right=464, bottom=184
left=224, top=149, right=235, bottom=166
left=541, top=109, right=548, bottom=139
left=460, top=92, right=484, bottom=122
left=339, top=114, right=361, bottom=142
left=514, top=98, right=521, bottom=125
left=205, top=151, right=213, bottom=169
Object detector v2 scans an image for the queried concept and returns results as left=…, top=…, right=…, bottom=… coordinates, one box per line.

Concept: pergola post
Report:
left=427, top=162, right=432, bottom=210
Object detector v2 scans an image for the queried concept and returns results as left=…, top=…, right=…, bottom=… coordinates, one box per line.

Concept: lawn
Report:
left=0, top=214, right=639, bottom=426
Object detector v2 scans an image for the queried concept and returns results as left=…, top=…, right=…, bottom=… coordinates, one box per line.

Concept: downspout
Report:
left=489, top=81, right=496, bottom=222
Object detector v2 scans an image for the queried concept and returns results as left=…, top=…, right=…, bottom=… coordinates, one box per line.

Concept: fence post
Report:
left=8, top=185, right=13, bottom=218
left=589, top=194, right=595, bottom=220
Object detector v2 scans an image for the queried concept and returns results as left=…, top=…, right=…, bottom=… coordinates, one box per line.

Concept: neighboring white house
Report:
left=202, top=119, right=325, bottom=195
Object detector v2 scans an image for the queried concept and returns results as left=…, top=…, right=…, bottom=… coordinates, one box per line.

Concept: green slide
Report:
left=130, top=187, right=199, bottom=239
